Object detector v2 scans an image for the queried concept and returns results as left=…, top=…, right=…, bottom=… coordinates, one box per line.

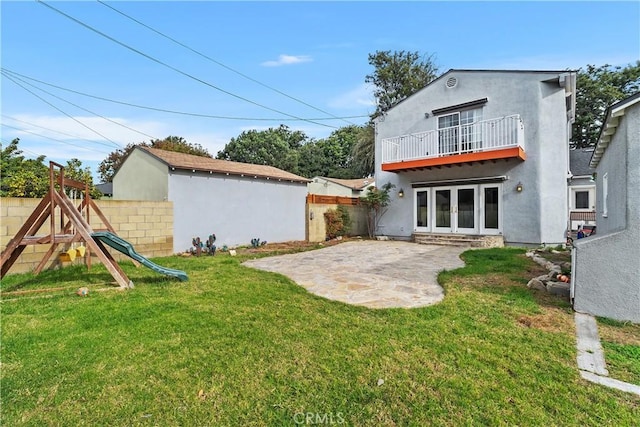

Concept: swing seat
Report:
left=59, top=252, right=72, bottom=262
left=66, top=248, right=77, bottom=262
left=76, top=245, right=86, bottom=257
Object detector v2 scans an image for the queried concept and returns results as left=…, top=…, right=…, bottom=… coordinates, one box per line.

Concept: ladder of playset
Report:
left=0, top=161, right=134, bottom=289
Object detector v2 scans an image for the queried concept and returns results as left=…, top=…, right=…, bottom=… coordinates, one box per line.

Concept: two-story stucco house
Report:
left=374, top=69, right=577, bottom=246
left=113, top=146, right=311, bottom=252
left=572, top=93, right=640, bottom=323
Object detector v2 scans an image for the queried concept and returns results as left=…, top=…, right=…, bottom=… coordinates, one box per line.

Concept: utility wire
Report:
left=38, top=0, right=338, bottom=129
left=3, top=71, right=158, bottom=141
left=1, top=123, right=111, bottom=155
left=2, top=72, right=123, bottom=149
left=0, top=138, right=44, bottom=158
left=2, top=68, right=368, bottom=122
left=2, top=113, right=127, bottom=144
left=97, top=0, right=356, bottom=126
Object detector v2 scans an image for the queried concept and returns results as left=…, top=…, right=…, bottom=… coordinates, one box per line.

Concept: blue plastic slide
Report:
left=92, top=231, right=188, bottom=282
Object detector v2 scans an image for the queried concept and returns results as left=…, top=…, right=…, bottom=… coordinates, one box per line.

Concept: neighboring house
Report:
left=308, top=177, right=375, bottom=198
left=374, top=69, right=577, bottom=246
left=568, top=148, right=596, bottom=231
left=572, top=93, right=640, bottom=323
left=96, top=182, right=113, bottom=198
left=113, top=146, right=311, bottom=252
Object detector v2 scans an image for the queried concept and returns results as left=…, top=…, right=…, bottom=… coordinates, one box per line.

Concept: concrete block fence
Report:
left=1, top=198, right=174, bottom=275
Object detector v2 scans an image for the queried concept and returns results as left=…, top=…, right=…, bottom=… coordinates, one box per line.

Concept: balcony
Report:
left=381, top=114, right=526, bottom=172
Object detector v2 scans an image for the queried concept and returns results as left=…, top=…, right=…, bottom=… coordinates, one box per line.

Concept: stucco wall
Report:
left=573, top=101, right=640, bottom=323
left=169, top=170, right=308, bottom=251
left=113, top=149, right=169, bottom=201
left=375, top=71, right=570, bottom=245
left=308, top=179, right=359, bottom=197
left=1, top=198, right=174, bottom=275
left=306, top=203, right=368, bottom=242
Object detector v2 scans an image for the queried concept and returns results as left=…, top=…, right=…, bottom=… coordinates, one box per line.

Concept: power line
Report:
left=2, top=114, right=125, bottom=144
left=2, top=68, right=368, bottom=122
left=38, top=0, right=339, bottom=129
left=2, top=72, right=123, bottom=149
left=97, top=0, right=357, bottom=126
left=0, top=138, right=44, bottom=158
left=3, top=71, right=158, bottom=141
left=1, top=123, right=111, bottom=155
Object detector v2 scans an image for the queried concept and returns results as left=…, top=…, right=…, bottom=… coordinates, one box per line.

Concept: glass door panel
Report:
left=484, top=187, right=499, bottom=229
left=480, top=184, right=501, bottom=234
left=434, top=189, right=452, bottom=231
left=457, top=188, right=476, bottom=231
left=415, top=189, right=429, bottom=232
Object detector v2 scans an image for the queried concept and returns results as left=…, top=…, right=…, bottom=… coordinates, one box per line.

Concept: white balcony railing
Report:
left=381, top=114, right=525, bottom=164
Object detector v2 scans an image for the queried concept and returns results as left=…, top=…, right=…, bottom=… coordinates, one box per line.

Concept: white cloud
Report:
left=328, top=83, right=376, bottom=110
left=261, top=54, right=313, bottom=67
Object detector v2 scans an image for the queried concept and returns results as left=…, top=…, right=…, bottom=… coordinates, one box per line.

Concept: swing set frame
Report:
left=1, top=161, right=136, bottom=289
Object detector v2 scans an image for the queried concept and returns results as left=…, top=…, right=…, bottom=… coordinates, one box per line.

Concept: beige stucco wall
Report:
left=306, top=203, right=369, bottom=242
left=1, top=198, right=174, bottom=275
left=113, top=148, right=169, bottom=201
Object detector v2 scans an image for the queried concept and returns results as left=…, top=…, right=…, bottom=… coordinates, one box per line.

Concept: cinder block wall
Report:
left=1, top=198, right=174, bottom=275
left=306, top=203, right=369, bottom=242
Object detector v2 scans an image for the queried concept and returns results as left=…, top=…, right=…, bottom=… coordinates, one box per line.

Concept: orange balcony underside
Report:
left=382, top=147, right=526, bottom=172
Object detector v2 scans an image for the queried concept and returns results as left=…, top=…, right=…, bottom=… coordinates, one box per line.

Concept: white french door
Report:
left=414, top=184, right=501, bottom=234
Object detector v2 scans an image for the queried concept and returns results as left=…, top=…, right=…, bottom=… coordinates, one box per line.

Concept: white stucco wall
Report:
left=573, top=101, right=640, bottom=323
left=169, top=170, right=308, bottom=252
left=113, top=149, right=169, bottom=201
left=308, top=179, right=356, bottom=197
left=375, top=70, right=571, bottom=245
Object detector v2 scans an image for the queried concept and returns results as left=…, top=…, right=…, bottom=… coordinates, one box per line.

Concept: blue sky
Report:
left=1, top=1, right=639, bottom=181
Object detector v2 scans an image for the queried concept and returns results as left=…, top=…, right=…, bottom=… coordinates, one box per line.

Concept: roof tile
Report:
left=141, top=146, right=310, bottom=183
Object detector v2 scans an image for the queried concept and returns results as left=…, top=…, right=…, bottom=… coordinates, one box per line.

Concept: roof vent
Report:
left=446, top=76, right=458, bottom=88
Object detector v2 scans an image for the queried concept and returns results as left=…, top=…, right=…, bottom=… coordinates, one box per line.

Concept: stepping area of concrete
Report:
left=243, top=240, right=466, bottom=309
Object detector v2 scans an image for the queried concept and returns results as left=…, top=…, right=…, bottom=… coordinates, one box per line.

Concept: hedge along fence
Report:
left=1, top=197, right=174, bottom=275
left=306, top=195, right=368, bottom=242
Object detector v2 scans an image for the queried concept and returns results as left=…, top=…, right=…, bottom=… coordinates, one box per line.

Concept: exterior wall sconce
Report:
left=398, top=188, right=405, bottom=198
left=516, top=182, right=523, bottom=192
left=424, top=112, right=430, bottom=119
left=309, top=211, right=314, bottom=220
left=590, top=172, right=597, bottom=182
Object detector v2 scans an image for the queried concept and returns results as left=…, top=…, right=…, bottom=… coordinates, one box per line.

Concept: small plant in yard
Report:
left=361, top=182, right=395, bottom=238
left=323, top=206, right=351, bottom=239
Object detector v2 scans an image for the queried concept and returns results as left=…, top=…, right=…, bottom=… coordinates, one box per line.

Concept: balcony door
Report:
left=437, top=108, right=483, bottom=155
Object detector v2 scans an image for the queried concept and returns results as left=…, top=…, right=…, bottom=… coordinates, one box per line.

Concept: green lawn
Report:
left=1, top=247, right=638, bottom=426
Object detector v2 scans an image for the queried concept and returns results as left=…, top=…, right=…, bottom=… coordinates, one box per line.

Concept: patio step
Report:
left=413, top=233, right=504, bottom=248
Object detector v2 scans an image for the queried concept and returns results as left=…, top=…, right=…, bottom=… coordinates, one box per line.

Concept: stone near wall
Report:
left=527, top=277, right=547, bottom=291
left=546, top=281, right=571, bottom=297
left=376, top=236, right=390, bottom=241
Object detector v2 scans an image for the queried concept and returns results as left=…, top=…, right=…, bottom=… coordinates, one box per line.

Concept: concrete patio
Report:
left=243, top=240, right=466, bottom=309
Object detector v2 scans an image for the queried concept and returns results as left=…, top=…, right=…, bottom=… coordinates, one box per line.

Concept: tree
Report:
left=98, top=136, right=213, bottom=183
left=64, top=158, right=102, bottom=199
left=361, top=182, right=395, bottom=238
left=573, top=62, right=640, bottom=148
left=350, top=123, right=375, bottom=178
left=297, top=125, right=368, bottom=178
left=365, top=50, right=439, bottom=118
left=0, top=139, right=99, bottom=198
left=0, top=138, right=49, bottom=198
left=216, top=125, right=307, bottom=174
